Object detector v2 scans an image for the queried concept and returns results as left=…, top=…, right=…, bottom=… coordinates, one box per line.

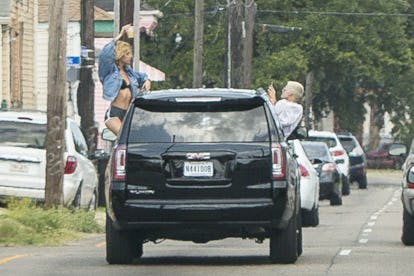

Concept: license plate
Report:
left=10, top=163, right=29, bottom=173
left=184, top=161, right=213, bottom=177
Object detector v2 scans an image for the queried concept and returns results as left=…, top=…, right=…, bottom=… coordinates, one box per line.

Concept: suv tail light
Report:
left=322, top=163, right=336, bottom=173
left=64, top=155, right=77, bottom=174
left=272, top=144, right=286, bottom=179
left=113, top=145, right=126, bottom=181
left=331, top=149, right=344, bottom=156
left=299, top=164, right=309, bottom=177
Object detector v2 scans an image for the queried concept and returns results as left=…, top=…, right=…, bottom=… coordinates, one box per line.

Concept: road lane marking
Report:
left=359, top=238, right=368, bottom=244
left=0, top=254, right=29, bottom=265
left=363, top=228, right=372, bottom=233
left=339, top=249, right=351, bottom=256
left=96, top=241, right=106, bottom=248
left=367, top=222, right=376, bottom=227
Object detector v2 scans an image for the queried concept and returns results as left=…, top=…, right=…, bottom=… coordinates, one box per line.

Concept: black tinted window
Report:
left=339, top=137, right=356, bottom=152
left=128, top=105, right=274, bottom=143
left=0, top=121, right=46, bottom=148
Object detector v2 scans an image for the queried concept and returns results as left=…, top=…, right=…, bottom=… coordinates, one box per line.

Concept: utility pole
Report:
left=305, top=71, right=314, bottom=130
left=78, top=0, right=96, bottom=153
left=117, top=0, right=140, bottom=70
left=226, top=0, right=255, bottom=88
left=193, top=0, right=204, bottom=88
left=45, top=0, right=68, bottom=207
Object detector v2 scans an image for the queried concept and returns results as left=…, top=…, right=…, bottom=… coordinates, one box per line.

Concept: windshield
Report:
left=0, top=121, right=46, bottom=149
left=128, top=105, right=275, bottom=143
left=307, top=136, right=337, bottom=148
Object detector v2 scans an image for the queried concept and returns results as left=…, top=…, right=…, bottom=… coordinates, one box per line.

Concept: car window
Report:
left=301, top=143, right=332, bottom=162
left=389, top=144, right=407, bottom=156
left=0, top=121, right=46, bottom=148
left=128, top=104, right=276, bottom=143
left=69, top=122, right=89, bottom=155
left=339, top=137, right=356, bottom=152
left=306, top=136, right=337, bottom=148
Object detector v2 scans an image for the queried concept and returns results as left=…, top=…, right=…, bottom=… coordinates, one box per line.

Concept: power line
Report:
left=258, top=10, right=414, bottom=17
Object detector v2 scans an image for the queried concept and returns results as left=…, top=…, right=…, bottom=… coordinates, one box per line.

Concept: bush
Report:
left=0, top=198, right=103, bottom=246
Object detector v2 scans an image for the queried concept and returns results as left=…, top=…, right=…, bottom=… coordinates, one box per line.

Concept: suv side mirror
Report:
left=102, top=128, right=117, bottom=142
left=287, top=126, right=308, bottom=140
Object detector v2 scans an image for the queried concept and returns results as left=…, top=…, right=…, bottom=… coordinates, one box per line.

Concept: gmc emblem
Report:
left=186, top=152, right=210, bottom=160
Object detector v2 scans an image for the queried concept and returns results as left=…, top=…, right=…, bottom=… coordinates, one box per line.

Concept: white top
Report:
left=272, top=99, right=303, bottom=137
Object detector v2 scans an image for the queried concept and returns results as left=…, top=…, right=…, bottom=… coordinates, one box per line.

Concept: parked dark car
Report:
left=337, top=133, right=367, bottom=189
left=301, top=141, right=343, bottom=206
left=103, top=88, right=302, bottom=264
left=366, top=142, right=407, bottom=170
left=401, top=138, right=414, bottom=245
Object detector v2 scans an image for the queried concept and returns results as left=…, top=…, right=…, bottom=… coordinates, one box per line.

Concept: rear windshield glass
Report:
left=339, top=137, right=356, bottom=152
left=301, top=143, right=332, bottom=162
left=307, top=136, right=337, bottom=148
left=128, top=104, right=276, bottom=143
left=0, top=121, right=46, bottom=149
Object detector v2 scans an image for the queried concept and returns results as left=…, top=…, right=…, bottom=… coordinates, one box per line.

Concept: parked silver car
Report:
left=0, top=110, right=98, bottom=210
left=401, top=138, right=414, bottom=245
left=290, top=140, right=320, bottom=227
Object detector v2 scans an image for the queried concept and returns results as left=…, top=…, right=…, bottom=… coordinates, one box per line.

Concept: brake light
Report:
left=64, top=155, right=77, bottom=174
left=322, top=163, right=336, bottom=173
left=299, top=164, right=309, bottom=177
left=272, top=144, right=286, bottom=179
left=113, top=145, right=126, bottom=181
left=407, top=166, right=414, bottom=189
left=331, top=149, right=344, bottom=156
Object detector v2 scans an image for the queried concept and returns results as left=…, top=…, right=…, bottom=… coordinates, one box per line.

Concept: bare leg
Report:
left=105, top=117, right=122, bottom=135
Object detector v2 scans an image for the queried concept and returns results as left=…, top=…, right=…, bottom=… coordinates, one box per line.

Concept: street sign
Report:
left=66, top=56, right=80, bottom=66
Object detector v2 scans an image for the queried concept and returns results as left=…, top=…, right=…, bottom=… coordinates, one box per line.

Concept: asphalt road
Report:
left=0, top=169, right=410, bottom=276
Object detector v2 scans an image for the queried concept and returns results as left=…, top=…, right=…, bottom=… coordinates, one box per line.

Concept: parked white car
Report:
left=0, top=110, right=98, bottom=210
left=291, top=139, right=320, bottom=227
left=306, top=130, right=350, bottom=196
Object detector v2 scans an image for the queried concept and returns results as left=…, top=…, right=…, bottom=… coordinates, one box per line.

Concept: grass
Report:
left=0, top=198, right=104, bottom=246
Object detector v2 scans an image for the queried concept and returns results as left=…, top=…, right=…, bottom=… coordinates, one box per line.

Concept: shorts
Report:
left=104, top=105, right=127, bottom=122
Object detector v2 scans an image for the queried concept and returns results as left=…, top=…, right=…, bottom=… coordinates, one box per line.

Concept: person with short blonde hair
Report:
left=98, top=24, right=151, bottom=135
left=267, top=80, right=304, bottom=138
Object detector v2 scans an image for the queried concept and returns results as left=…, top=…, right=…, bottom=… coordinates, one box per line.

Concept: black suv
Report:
left=104, top=88, right=302, bottom=264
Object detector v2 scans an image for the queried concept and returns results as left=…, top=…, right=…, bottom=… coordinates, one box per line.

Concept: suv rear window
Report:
left=339, top=137, right=356, bottom=152
left=128, top=101, right=277, bottom=143
left=0, top=121, right=46, bottom=149
left=307, top=136, right=337, bottom=148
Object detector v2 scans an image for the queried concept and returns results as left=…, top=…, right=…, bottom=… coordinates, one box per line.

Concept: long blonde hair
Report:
left=115, top=41, right=132, bottom=64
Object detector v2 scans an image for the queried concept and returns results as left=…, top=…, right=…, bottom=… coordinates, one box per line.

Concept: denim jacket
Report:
left=98, top=40, right=148, bottom=102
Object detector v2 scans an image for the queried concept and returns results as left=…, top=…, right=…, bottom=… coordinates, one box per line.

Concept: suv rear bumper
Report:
left=110, top=197, right=291, bottom=230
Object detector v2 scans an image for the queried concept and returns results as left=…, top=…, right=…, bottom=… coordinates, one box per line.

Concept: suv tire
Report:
left=402, top=208, right=414, bottom=245
left=341, top=174, right=350, bottom=196
left=357, top=175, right=368, bottom=189
left=106, top=214, right=143, bottom=264
left=269, top=212, right=298, bottom=263
left=302, top=205, right=319, bottom=227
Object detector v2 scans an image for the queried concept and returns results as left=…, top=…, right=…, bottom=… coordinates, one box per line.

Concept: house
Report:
left=0, top=0, right=36, bottom=110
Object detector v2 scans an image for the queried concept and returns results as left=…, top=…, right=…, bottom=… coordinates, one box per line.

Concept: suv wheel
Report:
left=106, top=214, right=143, bottom=264
left=330, top=194, right=342, bottom=206
left=402, top=207, right=414, bottom=245
left=302, top=205, right=319, bottom=227
left=341, top=174, right=350, bottom=196
left=269, top=212, right=298, bottom=263
left=357, top=175, right=367, bottom=189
